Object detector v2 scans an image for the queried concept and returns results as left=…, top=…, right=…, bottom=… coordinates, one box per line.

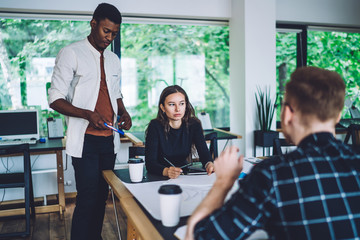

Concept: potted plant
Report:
left=254, top=86, right=279, bottom=147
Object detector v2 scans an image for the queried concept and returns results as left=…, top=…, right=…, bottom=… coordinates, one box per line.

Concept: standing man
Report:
left=48, top=3, right=131, bottom=240
left=186, top=66, right=360, bottom=239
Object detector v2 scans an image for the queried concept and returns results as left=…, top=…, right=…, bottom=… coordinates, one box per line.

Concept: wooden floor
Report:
left=0, top=196, right=127, bottom=240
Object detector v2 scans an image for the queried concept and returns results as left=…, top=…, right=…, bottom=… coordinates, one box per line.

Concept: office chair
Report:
left=272, top=137, right=295, bottom=156
left=128, top=146, right=145, bottom=158
left=344, top=124, right=360, bottom=146
left=188, top=132, right=218, bottom=166
left=0, top=144, right=35, bottom=238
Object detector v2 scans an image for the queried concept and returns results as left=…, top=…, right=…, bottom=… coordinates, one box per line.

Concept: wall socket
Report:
left=64, top=180, right=72, bottom=186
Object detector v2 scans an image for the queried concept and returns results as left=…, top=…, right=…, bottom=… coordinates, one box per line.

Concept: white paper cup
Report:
left=128, top=158, right=144, bottom=183
left=158, top=184, right=182, bottom=227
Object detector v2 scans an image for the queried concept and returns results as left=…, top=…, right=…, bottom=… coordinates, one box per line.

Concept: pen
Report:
left=164, top=157, right=184, bottom=175
left=163, top=157, right=175, bottom=167
left=104, top=122, right=124, bottom=135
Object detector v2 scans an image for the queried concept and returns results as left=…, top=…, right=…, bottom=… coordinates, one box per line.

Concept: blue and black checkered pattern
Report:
left=194, top=132, right=360, bottom=240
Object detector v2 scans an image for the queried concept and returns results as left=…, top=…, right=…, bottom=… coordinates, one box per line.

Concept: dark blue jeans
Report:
left=71, top=134, right=116, bottom=240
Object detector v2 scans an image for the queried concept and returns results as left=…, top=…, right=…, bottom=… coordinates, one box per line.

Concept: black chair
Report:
left=128, top=146, right=145, bottom=158
left=205, top=132, right=218, bottom=160
left=272, top=137, right=295, bottom=156
left=344, top=124, right=360, bottom=146
left=0, top=144, right=35, bottom=238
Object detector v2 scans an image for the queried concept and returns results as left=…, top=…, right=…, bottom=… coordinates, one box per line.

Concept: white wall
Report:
left=0, top=0, right=231, bottom=20
left=1, top=0, right=360, bottom=27
left=230, top=0, right=276, bottom=157
left=276, top=0, right=360, bottom=27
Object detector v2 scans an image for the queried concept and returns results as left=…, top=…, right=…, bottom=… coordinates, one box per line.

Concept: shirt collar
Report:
left=85, top=37, right=105, bottom=58
left=297, top=132, right=336, bottom=149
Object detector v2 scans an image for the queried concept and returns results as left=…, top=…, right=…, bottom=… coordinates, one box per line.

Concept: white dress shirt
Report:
left=48, top=38, right=123, bottom=157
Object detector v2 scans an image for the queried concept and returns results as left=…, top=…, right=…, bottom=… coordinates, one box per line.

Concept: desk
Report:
left=103, top=169, right=188, bottom=240
left=0, top=138, right=65, bottom=217
left=124, top=128, right=242, bottom=147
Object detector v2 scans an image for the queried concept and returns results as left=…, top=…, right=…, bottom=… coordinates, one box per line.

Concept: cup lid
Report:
left=128, top=158, right=144, bottom=164
left=158, top=184, right=182, bottom=194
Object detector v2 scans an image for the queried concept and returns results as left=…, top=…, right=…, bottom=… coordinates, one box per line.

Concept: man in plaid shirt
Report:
left=186, top=66, right=360, bottom=240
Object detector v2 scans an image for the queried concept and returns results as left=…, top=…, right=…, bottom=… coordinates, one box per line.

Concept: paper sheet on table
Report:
left=123, top=174, right=217, bottom=220
left=174, top=225, right=268, bottom=240
left=167, top=173, right=216, bottom=187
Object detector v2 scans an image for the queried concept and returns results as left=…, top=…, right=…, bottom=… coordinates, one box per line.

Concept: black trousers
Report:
left=71, top=134, right=116, bottom=240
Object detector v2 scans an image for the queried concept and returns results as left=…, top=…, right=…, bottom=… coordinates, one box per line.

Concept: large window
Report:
left=307, top=28, right=360, bottom=117
left=0, top=18, right=89, bottom=135
left=276, top=25, right=360, bottom=120
left=0, top=17, right=230, bottom=134
left=276, top=30, right=297, bottom=118
left=120, top=22, right=229, bottom=131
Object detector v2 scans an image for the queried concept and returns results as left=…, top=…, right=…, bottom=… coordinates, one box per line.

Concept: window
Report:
left=276, top=25, right=306, bottom=120
left=0, top=18, right=89, bottom=135
left=120, top=22, right=230, bottom=131
left=0, top=17, right=230, bottom=134
left=276, top=25, right=360, bottom=119
left=307, top=28, right=360, bottom=118
left=276, top=30, right=297, bottom=118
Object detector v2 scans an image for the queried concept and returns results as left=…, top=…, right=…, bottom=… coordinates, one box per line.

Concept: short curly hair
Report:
left=93, top=3, right=122, bottom=24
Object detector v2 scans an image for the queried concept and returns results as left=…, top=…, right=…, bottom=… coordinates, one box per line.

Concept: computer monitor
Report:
left=0, top=109, right=39, bottom=140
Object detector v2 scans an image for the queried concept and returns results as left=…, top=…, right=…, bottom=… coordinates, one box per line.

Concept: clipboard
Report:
left=47, top=118, right=64, bottom=139
left=197, top=112, right=213, bottom=130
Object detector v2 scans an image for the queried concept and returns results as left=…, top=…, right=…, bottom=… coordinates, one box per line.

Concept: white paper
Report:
left=174, top=225, right=268, bottom=240
left=174, top=225, right=187, bottom=240
left=166, top=173, right=216, bottom=187
left=123, top=174, right=217, bottom=220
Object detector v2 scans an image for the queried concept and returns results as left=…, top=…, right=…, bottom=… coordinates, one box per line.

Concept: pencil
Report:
left=163, top=157, right=175, bottom=167
left=164, top=157, right=184, bottom=175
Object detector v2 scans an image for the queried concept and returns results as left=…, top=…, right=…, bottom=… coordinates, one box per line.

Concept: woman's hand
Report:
left=163, top=167, right=183, bottom=179
left=205, top=162, right=215, bottom=175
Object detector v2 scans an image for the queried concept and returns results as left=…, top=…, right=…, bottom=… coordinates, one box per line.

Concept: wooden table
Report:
left=0, top=138, right=66, bottom=217
left=103, top=170, right=164, bottom=240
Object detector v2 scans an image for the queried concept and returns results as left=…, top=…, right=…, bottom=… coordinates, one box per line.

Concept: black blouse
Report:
left=145, top=118, right=212, bottom=175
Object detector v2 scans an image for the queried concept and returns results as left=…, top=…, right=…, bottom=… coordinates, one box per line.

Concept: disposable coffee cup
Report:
left=158, top=184, right=182, bottom=227
left=128, top=158, right=144, bottom=183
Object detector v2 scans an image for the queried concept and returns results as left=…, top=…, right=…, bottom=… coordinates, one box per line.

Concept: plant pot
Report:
left=254, top=130, right=279, bottom=147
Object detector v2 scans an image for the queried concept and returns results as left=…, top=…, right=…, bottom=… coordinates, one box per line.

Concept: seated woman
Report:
left=145, top=85, right=215, bottom=179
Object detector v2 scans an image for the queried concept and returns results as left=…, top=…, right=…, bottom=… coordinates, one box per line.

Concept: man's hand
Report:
left=185, top=146, right=243, bottom=240
left=118, top=111, right=132, bottom=130
left=86, top=111, right=109, bottom=130
left=205, top=162, right=215, bottom=175
left=117, top=98, right=132, bottom=130
left=50, top=99, right=108, bottom=130
left=214, top=146, right=243, bottom=183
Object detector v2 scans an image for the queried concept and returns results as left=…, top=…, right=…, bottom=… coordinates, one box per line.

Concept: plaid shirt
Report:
left=194, top=132, right=360, bottom=240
